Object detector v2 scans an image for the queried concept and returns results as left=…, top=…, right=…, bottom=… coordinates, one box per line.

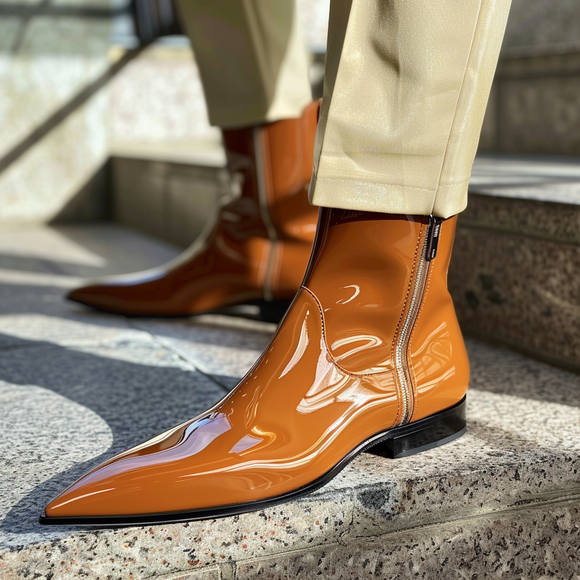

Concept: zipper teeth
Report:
left=395, top=229, right=431, bottom=426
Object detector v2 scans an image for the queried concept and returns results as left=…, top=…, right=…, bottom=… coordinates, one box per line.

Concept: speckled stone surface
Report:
left=133, top=315, right=276, bottom=390
left=235, top=503, right=580, bottom=579
left=1, top=225, right=579, bottom=580
left=450, top=159, right=580, bottom=369
left=451, top=223, right=580, bottom=369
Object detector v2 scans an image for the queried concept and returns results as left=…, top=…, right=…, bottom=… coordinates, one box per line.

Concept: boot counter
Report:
left=409, top=287, right=470, bottom=422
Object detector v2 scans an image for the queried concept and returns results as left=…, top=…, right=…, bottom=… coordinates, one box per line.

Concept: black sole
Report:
left=39, top=396, right=466, bottom=528
left=68, top=298, right=293, bottom=324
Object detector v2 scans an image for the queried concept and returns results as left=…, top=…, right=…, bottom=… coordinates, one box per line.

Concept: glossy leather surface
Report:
left=409, top=216, right=470, bottom=421
left=67, top=101, right=320, bottom=316
left=45, top=210, right=469, bottom=519
left=305, top=211, right=427, bottom=374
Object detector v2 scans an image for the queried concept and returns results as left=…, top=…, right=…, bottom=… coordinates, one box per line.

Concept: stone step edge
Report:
left=6, top=490, right=579, bottom=580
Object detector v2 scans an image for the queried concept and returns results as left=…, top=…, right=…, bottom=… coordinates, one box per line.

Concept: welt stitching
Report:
left=298, top=113, right=305, bottom=181
left=262, top=129, right=273, bottom=207
left=408, top=225, right=429, bottom=418
left=401, top=224, right=425, bottom=423
left=261, top=128, right=279, bottom=292
left=270, top=240, right=283, bottom=290
left=301, top=286, right=399, bottom=431
left=392, top=228, right=422, bottom=348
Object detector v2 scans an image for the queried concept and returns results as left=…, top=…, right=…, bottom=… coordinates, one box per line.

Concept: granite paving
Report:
left=450, top=155, right=580, bottom=370
left=133, top=315, right=276, bottom=391
left=0, top=224, right=578, bottom=580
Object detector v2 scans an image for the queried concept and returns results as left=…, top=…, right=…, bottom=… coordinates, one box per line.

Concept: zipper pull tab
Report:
left=425, top=215, right=443, bottom=262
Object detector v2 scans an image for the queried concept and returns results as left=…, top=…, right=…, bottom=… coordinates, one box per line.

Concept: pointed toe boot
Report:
left=68, top=102, right=320, bottom=318
left=42, top=209, right=469, bottom=527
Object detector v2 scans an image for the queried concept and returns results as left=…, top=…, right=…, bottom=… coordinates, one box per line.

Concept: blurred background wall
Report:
left=480, top=0, right=580, bottom=155
left=0, top=0, right=117, bottom=225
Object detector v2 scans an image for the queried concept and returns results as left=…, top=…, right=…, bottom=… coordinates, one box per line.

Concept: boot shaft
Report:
left=221, top=101, right=320, bottom=245
left=303, top=209, right=469, bottom=422
left=221, top=102, right=320, bottom=299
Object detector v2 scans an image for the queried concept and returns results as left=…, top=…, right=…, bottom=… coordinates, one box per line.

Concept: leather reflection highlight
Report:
left=279, top=316, right=310, bottom=378
left=305, top=213, right=427, bottom=374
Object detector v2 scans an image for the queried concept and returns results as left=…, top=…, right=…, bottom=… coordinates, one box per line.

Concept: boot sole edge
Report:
left=67, top=297, right=292, bottom=323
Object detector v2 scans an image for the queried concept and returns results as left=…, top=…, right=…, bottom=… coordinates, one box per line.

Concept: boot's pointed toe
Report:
left=41, top=289, right=406, bottom=526
left=65, top=268, right=190, bottom=316
left=67, top=285, right=93, bottom=307
left=66, top=283, right=125, bottom=312
left=66, top=276, right=163, bottom=315
left=43, top=210, right=469, bottom=527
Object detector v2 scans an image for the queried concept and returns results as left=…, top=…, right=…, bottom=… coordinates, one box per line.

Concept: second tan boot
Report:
left=67, top=102, right=320, bottom=319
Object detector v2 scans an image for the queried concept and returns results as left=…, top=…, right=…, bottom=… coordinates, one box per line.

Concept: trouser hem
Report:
left=308, top=174, right=468, bottom=218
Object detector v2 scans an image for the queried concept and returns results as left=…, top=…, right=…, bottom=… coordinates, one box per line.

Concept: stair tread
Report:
left=471, top=153, right=580, bottom=204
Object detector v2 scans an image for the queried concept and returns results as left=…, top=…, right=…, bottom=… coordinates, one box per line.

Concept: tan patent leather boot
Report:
left=67, top=102, right=320, bottom=318
left=41, top=209, right=469, bottom=526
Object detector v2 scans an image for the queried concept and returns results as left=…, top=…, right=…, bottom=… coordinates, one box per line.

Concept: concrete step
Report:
left=109, top=140, right=231, bottom=249
left=0, top=224, right=578, bottom=579
left=450, top=153, right=580, bottom=371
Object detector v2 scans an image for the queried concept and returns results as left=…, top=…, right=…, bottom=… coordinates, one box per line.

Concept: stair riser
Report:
left=450, top=193, right=580, bottom=371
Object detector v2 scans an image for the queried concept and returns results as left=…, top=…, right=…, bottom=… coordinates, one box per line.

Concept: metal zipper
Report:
left=395, top=216, right=443, bottom=425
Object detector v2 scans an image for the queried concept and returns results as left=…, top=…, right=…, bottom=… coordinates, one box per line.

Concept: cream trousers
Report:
left=176, top=0, right=512, bottom=218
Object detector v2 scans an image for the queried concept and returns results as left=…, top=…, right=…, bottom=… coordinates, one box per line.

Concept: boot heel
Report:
left=369, top=396, right=466, bottom=459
